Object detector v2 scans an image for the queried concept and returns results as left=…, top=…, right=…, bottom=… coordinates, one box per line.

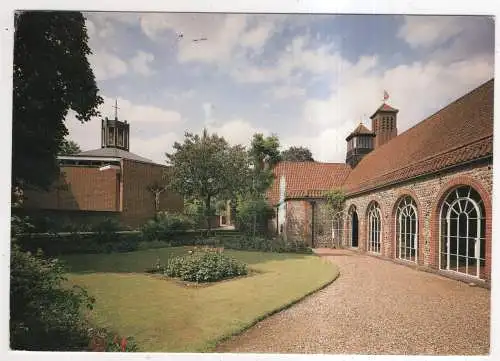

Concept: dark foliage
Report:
left=10, top=242, right=95, bottom=350
left=141, top=212, right=196, bottom=242
left=13, top=11, right=102, bottom=191
left=18, top=231, right=142, bottom=256
left=222, top=235, right=313, bottom=254
left=164, top=250, right=248, bottom=283
left=281, top=146, right=314, bottom=162
left=59, top=138, right=81, bottom=155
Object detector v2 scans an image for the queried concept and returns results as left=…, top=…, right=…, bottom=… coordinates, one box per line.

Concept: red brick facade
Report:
left=24, top=159, right=184, bottom=228
left=24, top=167, right=119, bottom=211
left=120, top=159, right=184, bottom=227
left=272, top=80, right=494, bottom=284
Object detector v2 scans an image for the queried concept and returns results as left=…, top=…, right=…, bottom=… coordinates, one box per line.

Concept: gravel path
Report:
left=216, top=249, right=490, bottom=355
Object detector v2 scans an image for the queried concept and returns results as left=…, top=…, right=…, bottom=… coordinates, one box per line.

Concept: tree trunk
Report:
left=205, top=195, right=212, bottom=233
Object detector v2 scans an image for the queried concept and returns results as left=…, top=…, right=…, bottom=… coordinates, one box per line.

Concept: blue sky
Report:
left=66, top=13, right=495, bottom=164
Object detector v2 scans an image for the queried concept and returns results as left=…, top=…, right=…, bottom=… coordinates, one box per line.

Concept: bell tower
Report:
left=101, top=99, right=130, bottom=151
left=345, top=122, right=375, bottom=168
left=370, top=102, right=398, bottom=149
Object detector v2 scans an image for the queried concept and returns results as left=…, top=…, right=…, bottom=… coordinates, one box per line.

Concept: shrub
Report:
left=17, top=232, right=142, bottom=256
left=235, top=197, right=274, bottom=237
left=10, top=242, right=95, bottom=350
left=141, top=212, right=195, bottom=242
left=221, top=235, right=313, bottom=254
left=88, top=327, right=138, bottom=352
left=164, top=250, right=248, bottom=283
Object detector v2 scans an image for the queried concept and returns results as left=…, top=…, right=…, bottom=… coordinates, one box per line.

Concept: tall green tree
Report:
left=281, top=146, right=314, bottom=162
left=166, top=129, right=251, bottom=230
left=10, top=11, right=101, bottom=350
left=249, top=133, right=281, bottom=171
left=248, top=133, right=281, bottom=195
left=13, top=11, right=103, bottom=192
left=59, top=138, right=81, bottom=155
left=235, top=133, right=281, bottom=236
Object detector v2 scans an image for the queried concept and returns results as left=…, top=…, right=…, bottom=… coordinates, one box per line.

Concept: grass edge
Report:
left=200, top=260, right=341, bottom=353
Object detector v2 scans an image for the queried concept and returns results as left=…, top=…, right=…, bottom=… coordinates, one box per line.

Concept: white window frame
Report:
left=439, top=186, right=485, bottom=279
left=395, top=196, right=418, bottom=263
left=367, top=202, right=382, bottom=254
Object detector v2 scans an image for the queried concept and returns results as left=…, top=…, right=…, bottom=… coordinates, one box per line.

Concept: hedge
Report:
left=16, top=229, right=312, bottom=256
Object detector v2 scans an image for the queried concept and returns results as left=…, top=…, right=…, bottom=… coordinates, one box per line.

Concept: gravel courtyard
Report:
left=216, top=249, right=490, bottom=355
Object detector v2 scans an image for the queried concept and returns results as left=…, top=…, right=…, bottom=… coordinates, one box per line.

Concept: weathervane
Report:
left=383, top=90, right=389, bottom=103
left=113, top=99, right=119, bottom=120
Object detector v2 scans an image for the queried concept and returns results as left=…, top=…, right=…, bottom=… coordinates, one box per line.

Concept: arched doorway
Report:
left=351, top=209, right=359, bottom=248
left=367, top=201, right=382, bottom=254
left=440, top=185, right=485, bottom=278
left=395, top=196, right=418, bottom=263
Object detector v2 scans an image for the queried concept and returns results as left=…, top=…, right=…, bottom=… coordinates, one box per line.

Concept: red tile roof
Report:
left=344, top=79, right=494, bottom=195
left=267, top=162, right=351, bottom=205
left=370, top=103, right=399, bottom=118
left=346, top=123, right=375, bottom=141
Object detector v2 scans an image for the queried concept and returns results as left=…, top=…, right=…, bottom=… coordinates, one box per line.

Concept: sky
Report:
left=65, top=13, right=495, bottom=164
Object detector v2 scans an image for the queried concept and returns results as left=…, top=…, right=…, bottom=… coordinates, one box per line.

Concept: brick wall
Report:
left=23, top=160, right=185, bottom=229
left=24, top=166, right=119, bottom=211
left=121, top=159, right=184, bottom=227
left=284, top=199, right=333, bottom=248
left=344, top=160, right=492, bottom=281
left=280, top=160, right=492, bottom=282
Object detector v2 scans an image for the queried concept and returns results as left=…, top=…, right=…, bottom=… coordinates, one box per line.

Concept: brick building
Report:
left=23, top=113, right=184, bottom=228
left=268, top=79, right=493, bottom=283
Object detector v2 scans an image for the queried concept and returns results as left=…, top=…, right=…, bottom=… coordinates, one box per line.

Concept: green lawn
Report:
left=61, top=247, right=339, bottom=352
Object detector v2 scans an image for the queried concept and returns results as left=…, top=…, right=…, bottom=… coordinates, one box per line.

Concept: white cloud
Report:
left=99, top=96, right=182, bottom=125
left=270, top=84, right=306, bottom=99
left=281, top=123, right=356, bottom=163
left=240, top=20, right=276, bottom=50
left=397, top=16, right=463, bottom=48
left=130, top=50, right=155, bottom=76
left=300, top=56, right=494, bottom=162
left=65, top=96, right=184, bottom=163
left=230, top=35, right=376, bottom=85
left=139, top=13, right=287, bottom=65
left=85, top=19, right=96, bottom=37
left=130, top=132, right=180, bottom=164
left=163, top=89, right=195, bottom=101
left=205, top=119, right=268, bottom=147
left=202, top=102, right=214, bottom=119
left=88, top=50, right=128, bottom=81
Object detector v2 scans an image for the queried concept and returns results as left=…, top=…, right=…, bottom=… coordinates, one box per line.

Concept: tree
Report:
left=234, top=133, right=282, bottom=236
left=10, top=242, right=95, bottom=350
left=247, top=133, right=281, bottom=196
left=325, top=189, right=346, bottom=248
left=281, top=146, right=314, bottom=162
left=166, top=129, right=250, bottom=230
left=13, top=11, right=103, bottom=192
left=249, top=133, right=281, bottom=171
left=11, top=11, right=101, bottom=350
left=59, top=138, right=82, bottom=155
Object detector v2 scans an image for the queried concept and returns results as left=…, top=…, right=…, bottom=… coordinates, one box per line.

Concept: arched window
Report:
left=440, top=186, right=486, bottom=278
left=367, top=202, right=381, bottom=253
left=395, top=196, right=418, bottom=262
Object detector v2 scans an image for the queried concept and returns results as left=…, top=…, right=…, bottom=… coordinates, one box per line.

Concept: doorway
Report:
left=351, top=211, right=359, bottom=247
